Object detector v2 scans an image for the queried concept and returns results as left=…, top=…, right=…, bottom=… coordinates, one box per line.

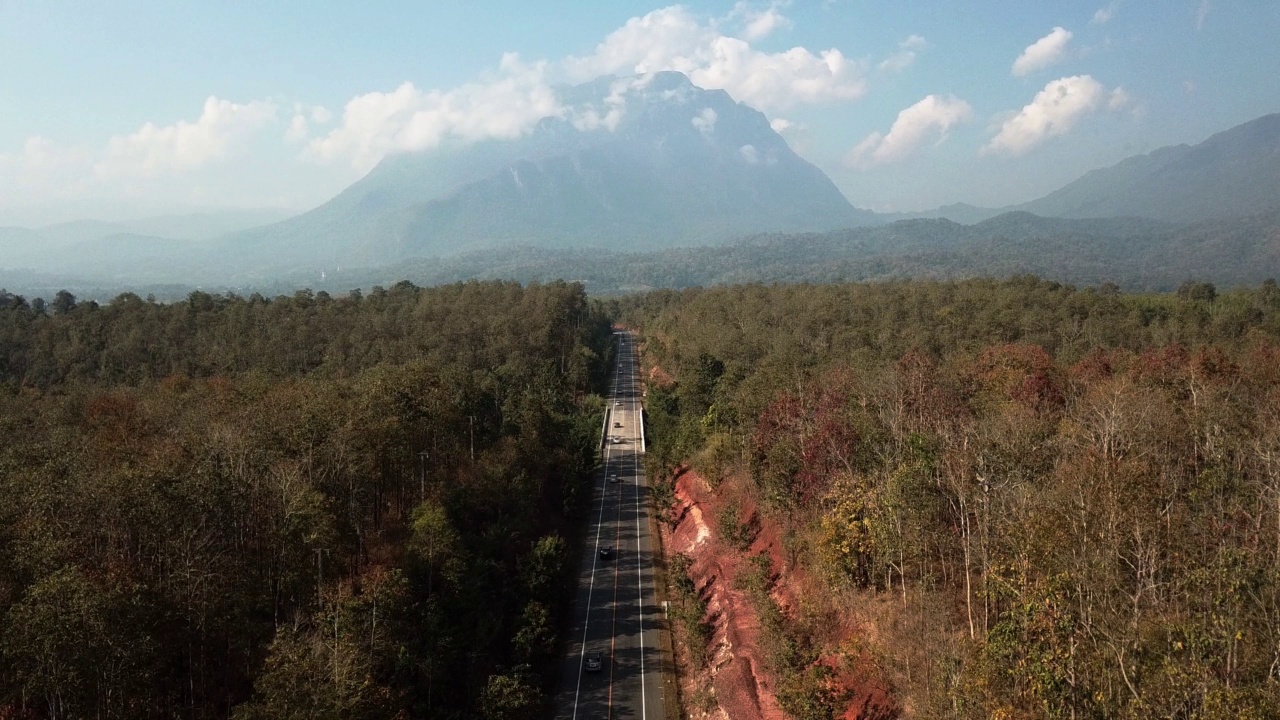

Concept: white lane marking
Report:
left=571, top=345, right=622, bottom=720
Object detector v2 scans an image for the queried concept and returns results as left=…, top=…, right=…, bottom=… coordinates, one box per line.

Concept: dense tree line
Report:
left=621, top=277, right=1280, bottom=719
left=0, top=280, right=613, bottom=719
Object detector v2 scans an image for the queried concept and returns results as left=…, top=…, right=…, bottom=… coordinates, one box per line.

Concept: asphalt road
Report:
left=554, top=330, right=667, bottom=720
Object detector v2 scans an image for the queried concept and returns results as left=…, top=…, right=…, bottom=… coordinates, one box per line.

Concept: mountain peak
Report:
left=217, top=73, right=869, bottom=276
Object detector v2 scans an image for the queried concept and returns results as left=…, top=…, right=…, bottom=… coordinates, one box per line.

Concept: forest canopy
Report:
left=0, top=280, right=613, bottom=719
left=619, top=277, right=1280, bottom=719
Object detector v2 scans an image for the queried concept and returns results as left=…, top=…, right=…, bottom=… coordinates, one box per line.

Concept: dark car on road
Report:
left=599, top=545, right=612, bottom=560
left=585, top=650, right=604, bottom=672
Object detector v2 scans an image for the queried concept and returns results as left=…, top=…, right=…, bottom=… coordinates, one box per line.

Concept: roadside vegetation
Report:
left=0, top=280, right=612, bottom=719
left=621, top=277, right=1280, bottom=718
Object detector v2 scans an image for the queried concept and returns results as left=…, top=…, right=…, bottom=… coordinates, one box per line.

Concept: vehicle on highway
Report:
left=614, top=421, right=622, bottom=428
left=609, top=473, right=619, bottom=483
left=585, top=649, right=604, bottom=672
left=599, top=546, right=613, bottom=559
left=611, top=436, right=623, bottom=444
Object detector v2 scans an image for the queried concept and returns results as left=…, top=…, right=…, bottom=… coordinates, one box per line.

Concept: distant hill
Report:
left=0, top=209, right=293, bottom=280
left=879, top=202, right=1003, bottom=225
left=4, top=211, right=1278, bottom=301
left=1010, top=113, right=1280, bottom=222
left=239, top=210, right=1277, bottom=296
left=219, top=71, right=874, bottom=275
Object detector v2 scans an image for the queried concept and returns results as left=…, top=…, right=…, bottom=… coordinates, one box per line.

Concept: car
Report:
left=609, top=473, right=619, bottom=483
left=615, top=401, right=623, bottom=407
left=613, top=421, right=622, bottom=428
left=611, top=436, right=623, bottom=444
left=585, top=650, right=603, bottom=672
left=599, top=546, right=613, bottom=559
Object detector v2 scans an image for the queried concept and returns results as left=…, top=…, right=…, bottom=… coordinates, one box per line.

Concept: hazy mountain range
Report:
left=1, top=72, right=1279, bottom=296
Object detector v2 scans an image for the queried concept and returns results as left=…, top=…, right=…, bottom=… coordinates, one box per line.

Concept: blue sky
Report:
left=1, top=0, right=1278, bottom=225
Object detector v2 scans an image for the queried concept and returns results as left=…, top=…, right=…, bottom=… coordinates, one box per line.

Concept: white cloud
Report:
left=983, top=75, right=1108, bottom=156
left=18, top=136, right=86, bottom=175
left=1012, top=27, right=1073, bottom=77
left=848, top=94, right=972, bottom=167
left=562, top=6, right=866, bottom=112
left=879, top=33, right=928, bottom=72
left=285, top=115, right=310, bottom=144
left=96, top=97, right=277, bottom=178
left=1091, top=2, right=1118, bottom=25
left=770, top=117, right=795, bottom=133
left=900, top=34, right=928, bottom=51
left=6, top=3, right=874, bottom=209
left=573, top=77, right=641, bottom=132
left=733, top=1, right=793, bottom=41
left=1195, top=0, right=1211, bottom=30
left=692, top=107, right=717, bottom=134
left=307, top=53, right=562, bottom=171
left=739, top=144, right=760, bottom=163
left=285, top=104, right=334, bottom=143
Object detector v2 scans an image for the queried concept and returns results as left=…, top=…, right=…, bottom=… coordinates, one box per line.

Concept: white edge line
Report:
left=571, top=339, right=621, bottom=720
left=632, top=332, right=648, bottom=720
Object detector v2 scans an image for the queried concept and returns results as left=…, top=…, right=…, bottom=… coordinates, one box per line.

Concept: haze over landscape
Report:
left=2, top=0, right=1279, bottom=295
left=5, top=3, right=1280, bottom=720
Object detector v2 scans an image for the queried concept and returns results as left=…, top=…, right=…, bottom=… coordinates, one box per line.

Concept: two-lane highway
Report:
left=555, top=331, right=666, bottom=720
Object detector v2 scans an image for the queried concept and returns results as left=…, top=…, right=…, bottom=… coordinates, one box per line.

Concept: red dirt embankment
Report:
left=667, top=467, right=787, bottom=720
left=663, top=467, right=895, bottom=720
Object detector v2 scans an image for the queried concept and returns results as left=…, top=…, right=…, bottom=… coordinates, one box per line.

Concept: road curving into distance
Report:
left=554, top=330, right=668, bottom=720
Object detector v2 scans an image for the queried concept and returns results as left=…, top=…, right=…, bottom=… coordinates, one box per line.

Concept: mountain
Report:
left=1012, top=113, right=1280, bottom=222
left=220, top=71, right=874, bottom=275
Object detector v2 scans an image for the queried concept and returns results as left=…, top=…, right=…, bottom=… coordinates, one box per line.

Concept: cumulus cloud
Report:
left=96, top=97, right=277, bottom=178
left=307, top=53, right=562, bottom=171
left=562, top=6, right=866, bottom=112
left=285, top=104, right=334, bottom=143
left=285, top=115, right=309, bottom=144
left=770, top=117, right=795, bottom=133
left=692, top=107, right=718, bottom=134
left=983, top=75, right=1111, bottom=156
left=11, top=3, right=874, bottom=197
left=733, top=1, right=793, bottom=41
left=270, top=5, right=870, bottom=171
left=848, top=94, right=972, bottom=167
left=17, top=136, right=87, bottom=175
left=878, top=34, right=927, bottom=73
left=1012, top=27, right=1073, bottom=77
left=1091, top=2, right=1118, bottom=25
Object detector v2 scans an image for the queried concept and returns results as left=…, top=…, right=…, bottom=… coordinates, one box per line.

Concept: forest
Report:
left=0, top=280, right=613, bottom=719
left=618, top=277, right=1280, bottom=719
